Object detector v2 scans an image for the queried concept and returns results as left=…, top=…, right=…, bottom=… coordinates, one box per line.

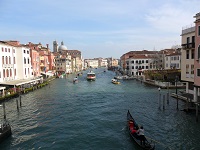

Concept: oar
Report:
left=121, top=126, right=126, bottom=131
left=145, top=136, right=172, bottom=150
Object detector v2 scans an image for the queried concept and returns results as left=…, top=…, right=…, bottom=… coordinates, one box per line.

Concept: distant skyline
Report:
left=0, top=0, right=199, bottom=59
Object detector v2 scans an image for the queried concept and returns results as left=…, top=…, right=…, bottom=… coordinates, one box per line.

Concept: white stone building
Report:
left=85, top=59, right=99, bottom=68
left=0, top=41, right=33, bottom=82
left=126, top=55, right=152, bottom=76
left=165, top=53, right=181, bottom=69
left=99, top=58, right=108, bottom=67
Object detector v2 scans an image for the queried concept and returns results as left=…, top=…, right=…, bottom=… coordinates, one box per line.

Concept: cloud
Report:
left=0, top=0, right=200, bottom=59
left=145, top=1, right=199, bottom=32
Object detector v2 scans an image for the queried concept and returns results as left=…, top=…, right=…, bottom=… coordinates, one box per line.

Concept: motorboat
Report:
left=87, top=71, right=96, bottom=81
left=73, top=77, right=78, bottom=83
left=111, top=79, right=120, bottom=84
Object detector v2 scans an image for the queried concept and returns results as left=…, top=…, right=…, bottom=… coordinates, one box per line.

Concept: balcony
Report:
left=2, top=64, right=14, bottom=68
left=181, top=43, right=195, bottom=49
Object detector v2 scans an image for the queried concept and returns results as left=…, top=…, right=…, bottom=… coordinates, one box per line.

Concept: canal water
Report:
left=0, top=68, right=200, bottom=150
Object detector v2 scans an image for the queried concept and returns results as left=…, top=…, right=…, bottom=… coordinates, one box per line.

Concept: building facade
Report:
left=126, top=55, right=150, bottom=76
left=0, top=41, right=34, bottom=82
left=181, top=26, right=195, bottom=94
left=194, top=12, right=200, bottom=102
left=165, top=53, right=181, bottom=70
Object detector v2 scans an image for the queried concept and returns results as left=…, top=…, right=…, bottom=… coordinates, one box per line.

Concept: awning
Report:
left=0, top=86, right=6, bottom=90
left=0, top=78, right=42, bottom=86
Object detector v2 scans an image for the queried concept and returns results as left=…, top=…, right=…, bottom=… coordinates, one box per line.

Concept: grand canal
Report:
left=1, top=68, right=200, bottom=150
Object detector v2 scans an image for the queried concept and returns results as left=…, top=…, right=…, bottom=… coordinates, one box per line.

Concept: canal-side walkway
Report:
left=142, top=79, right=185, bottom=89
left=134, top=78, right=199, bottom=113
left=0, top=76, right=56, bottom=102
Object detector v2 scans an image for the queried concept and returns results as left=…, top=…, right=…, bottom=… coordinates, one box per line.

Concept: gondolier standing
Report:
left=137, top=126, right=145, bottom=145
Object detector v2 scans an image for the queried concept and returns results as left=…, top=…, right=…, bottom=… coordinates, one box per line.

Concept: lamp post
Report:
left=167, top=81, right=169, bottom=104
left=158, top=87, right=161, bottom=109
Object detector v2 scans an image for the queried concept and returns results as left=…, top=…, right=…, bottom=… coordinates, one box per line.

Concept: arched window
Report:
left=7, top=69, right=9, bottom=77
left=2, top=56, right=4, bottom=64
left=6, top=56, right=8, bottom=64
left=24, top=57, right=26, bottom=64
left=9, top=56, right=11, bottom=64
left=10, top=69, right=12, bottom=77
left=3, top=69, right=5, bottom=78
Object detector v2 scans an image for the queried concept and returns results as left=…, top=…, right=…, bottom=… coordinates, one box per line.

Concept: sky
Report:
left=0, top=0, right=199, bottom=59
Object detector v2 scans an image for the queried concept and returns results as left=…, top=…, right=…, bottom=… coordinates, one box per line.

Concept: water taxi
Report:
left=111, top=79, right=120, bottom=84
left=87, top=71, right=96, bottom=81
left=73, top=77, right=78, bottom=83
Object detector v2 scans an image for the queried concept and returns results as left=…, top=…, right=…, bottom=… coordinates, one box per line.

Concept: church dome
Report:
left=58, top=41, right=67, bottom=51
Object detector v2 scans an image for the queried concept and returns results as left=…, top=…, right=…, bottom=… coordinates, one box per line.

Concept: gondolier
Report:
left=137, top=126, right=145, bottom=145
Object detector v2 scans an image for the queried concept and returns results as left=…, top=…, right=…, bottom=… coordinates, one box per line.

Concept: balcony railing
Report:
left=181, top=43, right=195, bottom=49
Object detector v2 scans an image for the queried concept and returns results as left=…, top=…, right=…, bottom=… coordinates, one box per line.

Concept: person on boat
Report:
left=137, top=125, right=145, bottom=145
left=129, top=121, right=139, bottom=138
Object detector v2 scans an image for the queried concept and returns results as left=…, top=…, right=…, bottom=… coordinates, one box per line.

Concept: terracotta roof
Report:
left=126, top=50, right=157, bottom=55
left=129, top=54, right=154, bottom=59
left=159, top=49, right=176, bottom=54
left=166, top=52, right=181, bottom=56
left=0, top=40, right=21, bottom=47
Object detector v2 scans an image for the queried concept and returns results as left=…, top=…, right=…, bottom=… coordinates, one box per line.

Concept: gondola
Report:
left=127, top=110, right=155, bottom=150
left=0, top=120, right=12, bottom=143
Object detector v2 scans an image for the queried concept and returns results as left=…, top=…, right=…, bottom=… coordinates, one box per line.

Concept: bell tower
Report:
left=53, top=40, right=58, bottom=52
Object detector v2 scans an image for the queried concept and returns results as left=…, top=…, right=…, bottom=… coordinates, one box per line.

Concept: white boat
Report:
left=73, top=77, right=78, bottom=83
left=111, top=79, right=120, bottom=84
left=59, top=75, right=64, bottom=78
left=87, top=71, right=96, bottom=81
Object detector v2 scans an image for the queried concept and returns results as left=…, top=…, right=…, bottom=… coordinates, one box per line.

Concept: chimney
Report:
left=46, top=44, right=49, bottom=49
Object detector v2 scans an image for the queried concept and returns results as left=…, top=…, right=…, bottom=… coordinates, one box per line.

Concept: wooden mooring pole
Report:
left=3, top=102, right=6, bottom=120
left=167, top=93, right=169, bottom=104
left=162, top=95, right=165, bottom=110
left=167, top=82, right=169, bottom=104
left=19, top=95, right=22, bottom=107
left=16, top=99, right=19, bottom=111
left=158, top=87, right=161, bottom=110
left=196, top=103, right=199, bottom=122
left=186, top=97, right=189, bottom=112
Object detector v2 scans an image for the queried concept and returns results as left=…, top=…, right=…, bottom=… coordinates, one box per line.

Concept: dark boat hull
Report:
left=0, top=124, right=12, bottom=143
left=127, top=110, right=155, bottom=150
